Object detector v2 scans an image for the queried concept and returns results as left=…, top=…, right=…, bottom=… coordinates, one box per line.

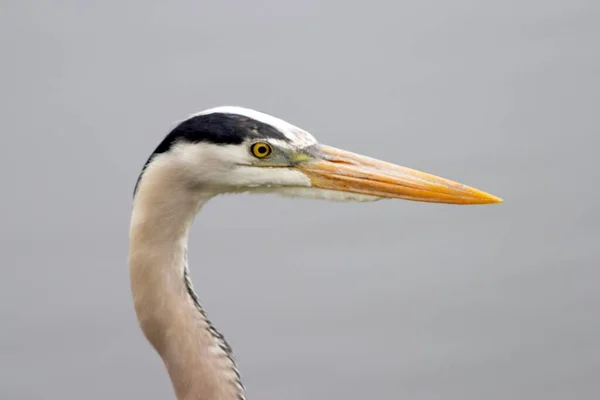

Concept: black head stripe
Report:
left=133, top=112, right=290, bottom=196
left=172, top=112, right=290, bottom=145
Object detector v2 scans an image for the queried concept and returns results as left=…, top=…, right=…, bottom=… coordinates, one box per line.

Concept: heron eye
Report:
left=250, top=142, right=272, bottom=158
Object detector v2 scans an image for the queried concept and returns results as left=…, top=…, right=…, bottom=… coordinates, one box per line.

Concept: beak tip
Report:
left=478, top=193, right=503, bottom=205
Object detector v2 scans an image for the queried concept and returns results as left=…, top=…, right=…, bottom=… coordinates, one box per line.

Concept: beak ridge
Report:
left=296, top=144, right=502, bottom=205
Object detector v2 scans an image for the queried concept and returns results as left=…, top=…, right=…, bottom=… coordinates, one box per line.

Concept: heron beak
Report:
left=295, top=144, right=502, bottom=205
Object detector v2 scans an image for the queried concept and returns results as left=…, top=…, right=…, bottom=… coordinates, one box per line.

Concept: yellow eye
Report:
left=250, top=142, right=272, bottom=158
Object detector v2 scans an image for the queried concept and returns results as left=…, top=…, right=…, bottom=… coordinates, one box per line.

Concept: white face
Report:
left=161, top=134, right=380, bottom=202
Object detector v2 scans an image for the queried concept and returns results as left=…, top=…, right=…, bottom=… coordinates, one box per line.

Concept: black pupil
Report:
left=257, top=145, right=267, bottom=154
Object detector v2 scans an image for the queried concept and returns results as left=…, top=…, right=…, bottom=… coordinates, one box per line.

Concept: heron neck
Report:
left=129, top=163, right=245, bottom=400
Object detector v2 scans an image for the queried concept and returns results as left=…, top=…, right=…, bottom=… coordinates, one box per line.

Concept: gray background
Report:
left=1, top=1, right=598, bottom=399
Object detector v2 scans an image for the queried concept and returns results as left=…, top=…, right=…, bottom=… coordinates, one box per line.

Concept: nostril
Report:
left=329, top=158, right=354, bottom=166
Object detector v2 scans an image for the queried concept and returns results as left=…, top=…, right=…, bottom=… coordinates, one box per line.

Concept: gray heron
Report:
left=129, top=106, right=501, bottom=400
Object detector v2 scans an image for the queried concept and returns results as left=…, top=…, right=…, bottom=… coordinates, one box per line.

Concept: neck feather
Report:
left=129, top=160, right=246, bottom=400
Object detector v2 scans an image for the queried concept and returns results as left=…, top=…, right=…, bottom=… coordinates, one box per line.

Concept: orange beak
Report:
left=295, top=144, right=502, bottom=205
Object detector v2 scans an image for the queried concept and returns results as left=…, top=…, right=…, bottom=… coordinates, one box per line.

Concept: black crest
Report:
left=133, top=112, right=290, bottom=196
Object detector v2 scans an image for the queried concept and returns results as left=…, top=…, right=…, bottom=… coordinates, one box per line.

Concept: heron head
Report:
left=135, top=106, right=502, bottom=205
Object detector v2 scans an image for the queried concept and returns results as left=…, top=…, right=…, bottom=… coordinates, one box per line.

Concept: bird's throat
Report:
left=129, top=164, right=245, bottom=400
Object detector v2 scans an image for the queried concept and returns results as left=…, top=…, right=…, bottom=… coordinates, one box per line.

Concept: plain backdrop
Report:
left=1, top=1, right=598, bottom=399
